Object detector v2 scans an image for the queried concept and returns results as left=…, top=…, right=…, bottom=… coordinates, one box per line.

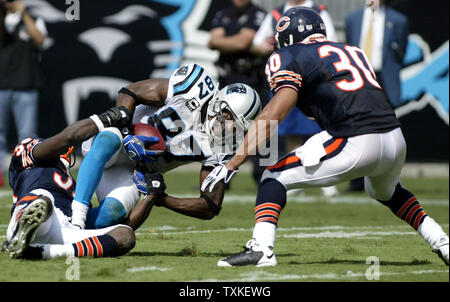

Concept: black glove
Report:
left=94, top=106, right=131, bottom=130
left=133, top=165, right=166, bottom=196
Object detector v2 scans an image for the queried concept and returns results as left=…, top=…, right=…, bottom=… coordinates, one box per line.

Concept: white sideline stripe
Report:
left=282, top=230, right=417, bottom=239
left=0, top=191, right=11, bottom=198
left=175, top=194, right=450, bottom=206
left=135, top=224, right=448, bottom=237
left=126, top=266, right=172, bottom=273
left=189, top=269, right=449, bottom=282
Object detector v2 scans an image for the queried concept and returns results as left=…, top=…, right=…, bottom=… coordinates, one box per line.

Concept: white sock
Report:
left=417, top=216, right=449, bottom=250
left=41, top=244, right=75, bottom=260
left=252, top=221, right=277, bottom=248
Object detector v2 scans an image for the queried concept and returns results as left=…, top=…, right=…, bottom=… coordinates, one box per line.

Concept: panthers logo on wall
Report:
left=24, top=0, right=208, bottom=135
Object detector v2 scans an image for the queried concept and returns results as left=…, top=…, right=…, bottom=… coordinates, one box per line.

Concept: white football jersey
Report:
left=132, top=64, right=230, bottom=173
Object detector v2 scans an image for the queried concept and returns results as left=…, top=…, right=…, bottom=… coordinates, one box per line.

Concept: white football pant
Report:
left=262, top=127, right=406, bottom=201
left=7, top=189, right=123, bottom=245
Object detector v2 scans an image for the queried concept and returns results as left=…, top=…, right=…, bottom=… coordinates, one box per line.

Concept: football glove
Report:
left=123, top=135, right=163, bottom=162
left=90, top=106, right=131, bottom=131
left=133, top=167, right=166, bottom=196
left=201, top=164, right=238, bottom=193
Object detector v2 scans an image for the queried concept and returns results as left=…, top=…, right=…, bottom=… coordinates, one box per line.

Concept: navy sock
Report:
left=72, top=234, right=118, bottom=257
left=254, top=178, right=287, bottom=226
left=378, top=183, right=428, bottom=230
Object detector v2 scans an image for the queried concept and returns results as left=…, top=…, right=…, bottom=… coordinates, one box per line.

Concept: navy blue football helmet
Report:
left=275, top=7, right=327, bottom=50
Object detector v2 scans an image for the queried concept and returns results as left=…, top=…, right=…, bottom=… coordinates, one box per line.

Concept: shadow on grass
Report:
left=289, top=258, right=432, bottom=266
left=128, top=251, right=297, bottom=258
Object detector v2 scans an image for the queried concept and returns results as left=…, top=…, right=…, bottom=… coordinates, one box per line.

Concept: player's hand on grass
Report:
left=123, top=135, right=163, bottom=162
left=201, top=164, right=238, bottom=193
left=133, top=165, right=166, bottom=196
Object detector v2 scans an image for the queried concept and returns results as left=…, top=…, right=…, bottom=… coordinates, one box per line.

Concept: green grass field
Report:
left=0, top=170, right=448, bottom=282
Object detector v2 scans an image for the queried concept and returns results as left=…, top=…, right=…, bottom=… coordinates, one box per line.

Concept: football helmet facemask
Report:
left=206, top=83, right=261, bottom=150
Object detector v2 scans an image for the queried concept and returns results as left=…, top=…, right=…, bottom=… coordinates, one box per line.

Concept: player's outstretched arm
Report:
left=116, top=79, right=169, bottom=115
left=156, top=165, right=226, bottom=220
left=201, top=88, right=298, bottom=193
left=126, top=169, right=167, bottom=230
left=32, top=107, right=131, bottom=164
left=227, top=88, right=297, bottom=171
left=32, top=119, right=97, bottom=164
left=124, top=194, right=158, bottom=231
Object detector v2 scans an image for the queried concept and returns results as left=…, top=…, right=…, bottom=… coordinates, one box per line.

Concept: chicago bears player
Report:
left=71, top=64, right=262, bottom=230
left=201, top=7, right=449, bottom=267
left=2, top=106, right=152, bottom=259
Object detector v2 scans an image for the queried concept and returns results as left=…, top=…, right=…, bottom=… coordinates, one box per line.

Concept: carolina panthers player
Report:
left=202, top=7, right=449, bottom=267
left=71, top=64, right=262, bottom=230
left=2, top=106, right=157, bottom=260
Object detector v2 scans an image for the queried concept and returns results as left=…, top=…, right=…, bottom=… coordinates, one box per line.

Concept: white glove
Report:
left=201, top=164, right=238, bottom=193
left=71, top=201, right=89, bottom=229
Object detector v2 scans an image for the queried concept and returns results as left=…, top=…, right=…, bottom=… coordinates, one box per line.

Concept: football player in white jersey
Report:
left=70, top=64, right=262, bottom=230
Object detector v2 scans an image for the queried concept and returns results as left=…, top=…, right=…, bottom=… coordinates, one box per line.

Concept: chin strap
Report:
left=60, top=146, right=75, bottom=168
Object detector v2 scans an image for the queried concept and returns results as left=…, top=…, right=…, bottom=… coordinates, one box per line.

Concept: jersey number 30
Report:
left=319, top=45, right=381, bottom=91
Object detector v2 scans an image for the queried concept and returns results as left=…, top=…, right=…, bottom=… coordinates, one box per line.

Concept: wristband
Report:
left=119, top=87, right=139, bottom=103
left=89, top=114, right=105, bottom=131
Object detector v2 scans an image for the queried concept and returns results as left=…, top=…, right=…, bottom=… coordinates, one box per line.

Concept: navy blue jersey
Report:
left=9, top=138, right=75, bottom=217
left=265, top=41, right=401, bottom=137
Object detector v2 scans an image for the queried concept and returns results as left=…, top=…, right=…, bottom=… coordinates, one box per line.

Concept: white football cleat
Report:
left=432, top=235, right=449, bottom=265
left=217, top=239, right=277, bottom=267
left=8, top=197, right=51, bottom=259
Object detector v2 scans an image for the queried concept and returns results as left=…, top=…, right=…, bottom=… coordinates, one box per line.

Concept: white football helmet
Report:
left=206, top=83, right=261, bottom=149
left=167, top=63, right=218, bottom=110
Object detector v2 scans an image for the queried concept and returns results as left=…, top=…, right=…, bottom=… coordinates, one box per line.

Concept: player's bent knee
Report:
left=107, top=225, right=135, bottom=256
left=260, top=169, right=273, bottom=183
left=260, top=169, right=287, bottom=188
left=95, top=197, right=127, bottom=229
left=365, top=179, right=396, bottom=201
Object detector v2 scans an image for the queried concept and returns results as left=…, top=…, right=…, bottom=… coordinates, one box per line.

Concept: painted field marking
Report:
left=281, top=230, right=417, bottom=239
left=0, top=191, right=11, bottom=198
left=175, top=194, right=449, bottom=206
left=126, top=266, right=172, bottom=273
left=189, top=269, right=449, bottom=282
left=135, top=224, right=448, bottom=237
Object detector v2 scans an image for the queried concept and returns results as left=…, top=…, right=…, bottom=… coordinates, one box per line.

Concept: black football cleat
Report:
left=217, top=239, right=277, bottom=267
left=8, top=197, right=51, bottom=259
